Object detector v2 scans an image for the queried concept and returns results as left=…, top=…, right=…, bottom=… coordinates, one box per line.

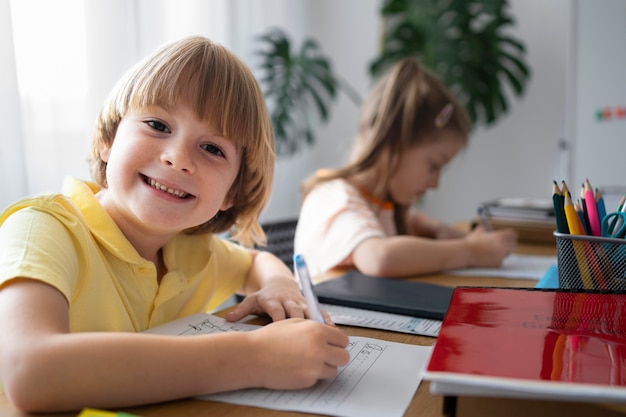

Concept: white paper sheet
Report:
left=322, top=303, right=441, bottom=337
left=145, top=313, right=432, bottom=417
left=446, top=253, right=557, bottom=280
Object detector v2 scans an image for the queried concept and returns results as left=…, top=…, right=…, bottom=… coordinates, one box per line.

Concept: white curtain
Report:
left=0, top=0, right=271, bottom=211
left=1, top=0, right=346, bottom=221
left=0, top=0, right=27, bottom=209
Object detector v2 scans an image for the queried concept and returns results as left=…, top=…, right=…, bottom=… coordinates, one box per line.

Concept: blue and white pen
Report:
left=293, top=254, right=325, bottom=323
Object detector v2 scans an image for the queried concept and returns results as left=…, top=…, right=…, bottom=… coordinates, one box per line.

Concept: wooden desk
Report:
left=2, top=242, right=624, bottom=417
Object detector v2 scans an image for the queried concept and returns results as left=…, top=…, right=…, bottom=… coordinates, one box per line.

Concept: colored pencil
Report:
left=583, top=179, right=601, bottom=236
left=564, top=192, right=584, bottom=235
left=595, top=188, right=607, bottom=221
left=552, top=180, right=569, bottom=233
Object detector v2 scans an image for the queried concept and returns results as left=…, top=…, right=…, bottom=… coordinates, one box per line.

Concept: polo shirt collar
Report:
left=62, top=176, right=146, bottom=264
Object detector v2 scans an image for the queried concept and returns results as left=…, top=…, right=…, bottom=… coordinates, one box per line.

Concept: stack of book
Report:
left=479, top=198, right=556, bottom=243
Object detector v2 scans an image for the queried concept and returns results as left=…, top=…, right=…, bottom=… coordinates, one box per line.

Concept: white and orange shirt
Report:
left=294, top=178, right=396, bottom=281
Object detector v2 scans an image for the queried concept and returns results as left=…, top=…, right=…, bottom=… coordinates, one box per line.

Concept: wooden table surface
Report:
left=2, top=241, right=625, bottom=417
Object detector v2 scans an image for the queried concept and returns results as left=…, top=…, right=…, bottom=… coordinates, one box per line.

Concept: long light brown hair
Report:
left=301, top=59, right=471, bottom=233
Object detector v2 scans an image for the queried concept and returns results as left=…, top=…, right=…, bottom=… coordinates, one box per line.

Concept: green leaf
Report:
left=373, top=0, right=531, bottom=127
left=254, top=28, right=345, bottom=155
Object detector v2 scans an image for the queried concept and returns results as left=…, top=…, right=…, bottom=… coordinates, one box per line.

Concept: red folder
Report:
left=424, top=287, right=626, bottom=403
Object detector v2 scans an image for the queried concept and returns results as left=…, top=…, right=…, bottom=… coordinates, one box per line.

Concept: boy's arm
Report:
left=0, top=278, right=349, bottom=412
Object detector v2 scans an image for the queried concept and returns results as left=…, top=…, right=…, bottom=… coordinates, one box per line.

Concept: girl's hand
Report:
left=245, top=318, right=350, bottom=390
left=434, top=225, right=467, bottom=239
left=466, top=227, right=518, bottom=267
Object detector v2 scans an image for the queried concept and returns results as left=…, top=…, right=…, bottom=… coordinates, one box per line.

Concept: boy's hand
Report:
left=245, top=318, right=350, bottom=389
left=226, top=278, right=309, bottom=322
left=228, top=251, right=336, bottom=324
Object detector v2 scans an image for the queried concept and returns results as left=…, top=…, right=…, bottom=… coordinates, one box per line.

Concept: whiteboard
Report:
left=572, top=0, right=626, bottom=190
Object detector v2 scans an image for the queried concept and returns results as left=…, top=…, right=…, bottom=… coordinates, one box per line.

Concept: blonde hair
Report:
left=90, top=36, right=274, bottom=247
left=300, top=59, right=471, bottom=233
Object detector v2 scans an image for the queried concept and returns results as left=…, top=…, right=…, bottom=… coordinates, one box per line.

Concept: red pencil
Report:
left=583, top=179, right=601, bottom=236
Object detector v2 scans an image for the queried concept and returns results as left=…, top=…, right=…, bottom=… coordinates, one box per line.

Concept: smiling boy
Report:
left=0, top=36, right=349, bottom=412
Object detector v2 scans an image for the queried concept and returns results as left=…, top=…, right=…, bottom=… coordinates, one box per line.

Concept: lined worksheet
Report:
left=322, top=303, right=441, bottom=337
left=446, top=253, right=557, bottom=280
left=145, top=313, right=432, bottom=417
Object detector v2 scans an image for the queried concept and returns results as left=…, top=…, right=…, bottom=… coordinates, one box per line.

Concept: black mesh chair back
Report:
left=257, top=218, right=298, bottom=271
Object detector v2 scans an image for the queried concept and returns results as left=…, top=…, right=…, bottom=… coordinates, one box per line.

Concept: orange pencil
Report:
left=574, top=200, right=589, bottom=235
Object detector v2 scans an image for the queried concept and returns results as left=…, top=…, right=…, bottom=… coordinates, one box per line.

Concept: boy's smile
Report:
left=142, top=174, right=193, bottom=199
left=96, top=104, right=241, bottom=259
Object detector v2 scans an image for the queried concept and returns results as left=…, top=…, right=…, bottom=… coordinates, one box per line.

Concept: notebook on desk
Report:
left=313, top=269, right=454, bottom=320
left=424, top=287, right=626, bottom=405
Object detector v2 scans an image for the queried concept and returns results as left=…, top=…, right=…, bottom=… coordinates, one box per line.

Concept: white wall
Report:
left=571, top=0, right=626, bottom=194
left=260, top=0, right=380, bottom=222
left=5, top=0, right=579, bottom=226
left=0, top=0, right=27, bottom=205
left=261, top=0, right=574, bottom=225
left=421, top=0, right=573, bottom=224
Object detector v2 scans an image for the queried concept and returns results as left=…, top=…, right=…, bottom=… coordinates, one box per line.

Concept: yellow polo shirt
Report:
left=0, top=177, right=251, bottom=332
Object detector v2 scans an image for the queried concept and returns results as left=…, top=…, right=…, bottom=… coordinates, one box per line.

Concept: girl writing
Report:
left=295, top=59, right=517, bottom=280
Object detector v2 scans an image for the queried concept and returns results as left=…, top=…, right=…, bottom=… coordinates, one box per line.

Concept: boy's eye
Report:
left=201, top=143, right=225, bottom=158
left=146, top=120, right=170, bottom=133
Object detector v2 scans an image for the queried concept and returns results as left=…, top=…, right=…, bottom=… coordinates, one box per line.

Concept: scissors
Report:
left=601, top=212, right=626, bottom=239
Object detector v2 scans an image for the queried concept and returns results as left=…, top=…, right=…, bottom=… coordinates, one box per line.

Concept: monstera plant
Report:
left=254, top=0, right=530, bottom=156
left=371, top=0, right=531, bottom=125
left=255, top=29, right=360, bottom=156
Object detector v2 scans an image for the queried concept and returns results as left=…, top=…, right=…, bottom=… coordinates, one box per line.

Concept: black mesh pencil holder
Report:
left=554, top=232, right=626, bottom=292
